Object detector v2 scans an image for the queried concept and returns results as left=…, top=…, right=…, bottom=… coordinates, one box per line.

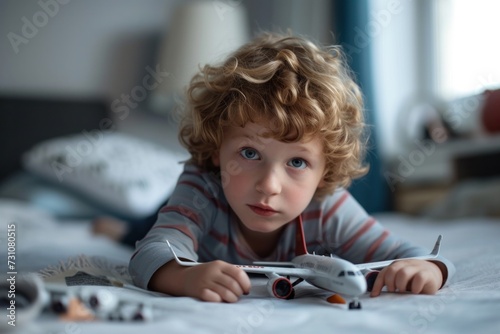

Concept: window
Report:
left=434, top=0, right=500, bottom=100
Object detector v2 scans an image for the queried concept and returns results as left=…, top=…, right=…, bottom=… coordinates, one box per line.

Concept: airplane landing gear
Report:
left=348, top=299, right=362, bottom=310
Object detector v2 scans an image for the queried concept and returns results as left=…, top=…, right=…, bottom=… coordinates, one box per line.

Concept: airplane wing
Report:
left=235, top=264, right=314, bottom=278
left=253, top=261, right=294, bottom=267
left=166, top=241, right=315, bottom=279
left=355, top=235, right=442, bottom=271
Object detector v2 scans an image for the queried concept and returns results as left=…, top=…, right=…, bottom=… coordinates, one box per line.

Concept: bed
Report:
left=1, top=199, right=500, bottom=334
left=1, top=97, right=499, bottom=333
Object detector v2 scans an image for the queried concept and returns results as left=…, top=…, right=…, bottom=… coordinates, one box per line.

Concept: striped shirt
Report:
left=129, top=163, right=454, bottom=289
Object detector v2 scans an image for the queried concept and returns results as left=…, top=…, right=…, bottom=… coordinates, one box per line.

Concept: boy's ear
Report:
left=211, top=151, right=220, bottom=166
left=318, top=178, right=326, bottom=188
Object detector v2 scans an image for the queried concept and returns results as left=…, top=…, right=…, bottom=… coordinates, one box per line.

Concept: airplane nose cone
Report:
left=345, top=277, right=367, bottom=296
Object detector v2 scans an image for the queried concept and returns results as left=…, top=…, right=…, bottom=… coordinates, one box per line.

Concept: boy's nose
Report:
left=255, top=168, right=282, bottom=196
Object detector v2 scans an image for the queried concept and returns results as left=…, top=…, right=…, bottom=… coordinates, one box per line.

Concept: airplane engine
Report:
left=267, top=276, right=295, bottom=299
left=118, top=303, right=153, bottom=322
left=49, top=292, right=71, bottom=314
left=80, top=288, right=119, bottom=314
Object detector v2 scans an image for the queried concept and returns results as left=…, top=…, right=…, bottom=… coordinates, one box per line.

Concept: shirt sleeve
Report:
left=321, top=189, right=455, bottom=286
left=128, top=165, right=219, bottom=289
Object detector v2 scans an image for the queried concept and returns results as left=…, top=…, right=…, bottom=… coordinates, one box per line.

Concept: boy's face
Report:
left=212, top=122, right=326, bottom=237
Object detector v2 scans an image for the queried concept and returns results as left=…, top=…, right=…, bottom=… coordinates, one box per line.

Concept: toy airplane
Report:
left=167, top=216, right=442, bottom=310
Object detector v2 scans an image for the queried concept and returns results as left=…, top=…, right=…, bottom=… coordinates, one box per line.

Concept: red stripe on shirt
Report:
left=340, top=217, right=376, bottom=253
left=301, top=209, right=321, bottom=221
left=179, top=180, right=228, bottom=213
left=179, top=180, right=204, bottom=192
left=152, top=224, right=198, bottom=251
left=364, top=230, right=390, bottom=262
left=209, top=229, right=229, bottom=245
left=231, top=240, right=255, bottom=261
left=322, top=192, right=349, bottom=225
left=160, top=205, right=202, bottom=228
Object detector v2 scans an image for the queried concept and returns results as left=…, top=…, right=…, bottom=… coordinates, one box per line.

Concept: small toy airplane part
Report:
left=167, top=216, right=442, bottom=310
left=45, top=283, right=154, bottom=322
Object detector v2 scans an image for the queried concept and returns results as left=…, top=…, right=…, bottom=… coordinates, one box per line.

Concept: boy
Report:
left=128, top=33, right=454, bottom=302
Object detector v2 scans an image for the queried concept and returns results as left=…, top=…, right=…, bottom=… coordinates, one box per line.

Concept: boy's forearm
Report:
left=148, top=260, right=187, bottom=296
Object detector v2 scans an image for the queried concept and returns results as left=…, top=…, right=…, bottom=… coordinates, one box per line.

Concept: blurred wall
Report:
left=0, top=0, right=181, bottom=100
left=245, top=0, right=332, bottom=44
left=0, top=0, right=332, bottom=102
left=370, top=0, right=420, bottom=160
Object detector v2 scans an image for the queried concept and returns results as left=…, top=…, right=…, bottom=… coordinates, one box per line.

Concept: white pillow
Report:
left=22, top=132, right=188, bottom=219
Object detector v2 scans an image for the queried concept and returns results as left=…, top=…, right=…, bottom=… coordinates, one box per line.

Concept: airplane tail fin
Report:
left=430, top=235, right=442, bottom=257
left=295, top=215, right=308, bottom=256
left=166, top=240, right=198, bottom=267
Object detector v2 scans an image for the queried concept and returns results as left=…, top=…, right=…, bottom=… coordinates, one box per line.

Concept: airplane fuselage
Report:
left=292, top=254, right=367, bottom=297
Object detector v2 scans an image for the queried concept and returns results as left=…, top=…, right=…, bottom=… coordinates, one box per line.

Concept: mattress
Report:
left=1, top=199, right=499, bottom=334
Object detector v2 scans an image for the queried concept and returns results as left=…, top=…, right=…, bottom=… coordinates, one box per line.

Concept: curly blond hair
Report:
left=179, top=32, right=368, bottom=198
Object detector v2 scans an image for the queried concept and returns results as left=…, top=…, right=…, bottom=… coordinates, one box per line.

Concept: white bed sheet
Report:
left=1, top=200, right=500, bottom=334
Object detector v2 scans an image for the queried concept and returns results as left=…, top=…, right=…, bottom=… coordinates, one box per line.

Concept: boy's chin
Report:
left=242, top=221, right=287, bottom=235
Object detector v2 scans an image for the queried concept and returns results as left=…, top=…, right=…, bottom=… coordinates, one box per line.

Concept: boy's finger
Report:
left=222, top=266, right=252, bottom=294
left=198, top=288, right=223, bottom=303
left=370, top=270, right=386, bottom=297
left=410, top=272, right=426, bottom=294
left=382, top=267, right=397, bottom=293
left=210, top=283, right=240, bottom=303
left=394, top=266, right=419, bottom=292
left=214, top=272, right=245, bottom=297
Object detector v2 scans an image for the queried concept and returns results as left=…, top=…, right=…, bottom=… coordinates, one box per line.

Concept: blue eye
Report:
left=288, top=158, right=307, bottom=169
left=240, top=148, right=260, bottom=160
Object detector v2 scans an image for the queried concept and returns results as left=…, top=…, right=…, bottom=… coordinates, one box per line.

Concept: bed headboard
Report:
left=0, top=96, right=109, bottom=182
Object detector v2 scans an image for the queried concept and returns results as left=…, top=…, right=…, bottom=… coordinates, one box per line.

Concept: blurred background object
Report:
left=1, top=0, right=500, bottom=219
left=149, top=0, right=250, bottom=115
left=482, top=89, right=500, bottom=134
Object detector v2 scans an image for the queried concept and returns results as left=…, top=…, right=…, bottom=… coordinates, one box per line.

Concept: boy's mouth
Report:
left=248, top=204, right=278, bottom=216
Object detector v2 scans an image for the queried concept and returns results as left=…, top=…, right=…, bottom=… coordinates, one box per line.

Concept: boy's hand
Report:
left=182, top=260, right=251, bottom=303
left=150, top=260, right=251, bottom=303
left=370, top=259, right=444, bottom=297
